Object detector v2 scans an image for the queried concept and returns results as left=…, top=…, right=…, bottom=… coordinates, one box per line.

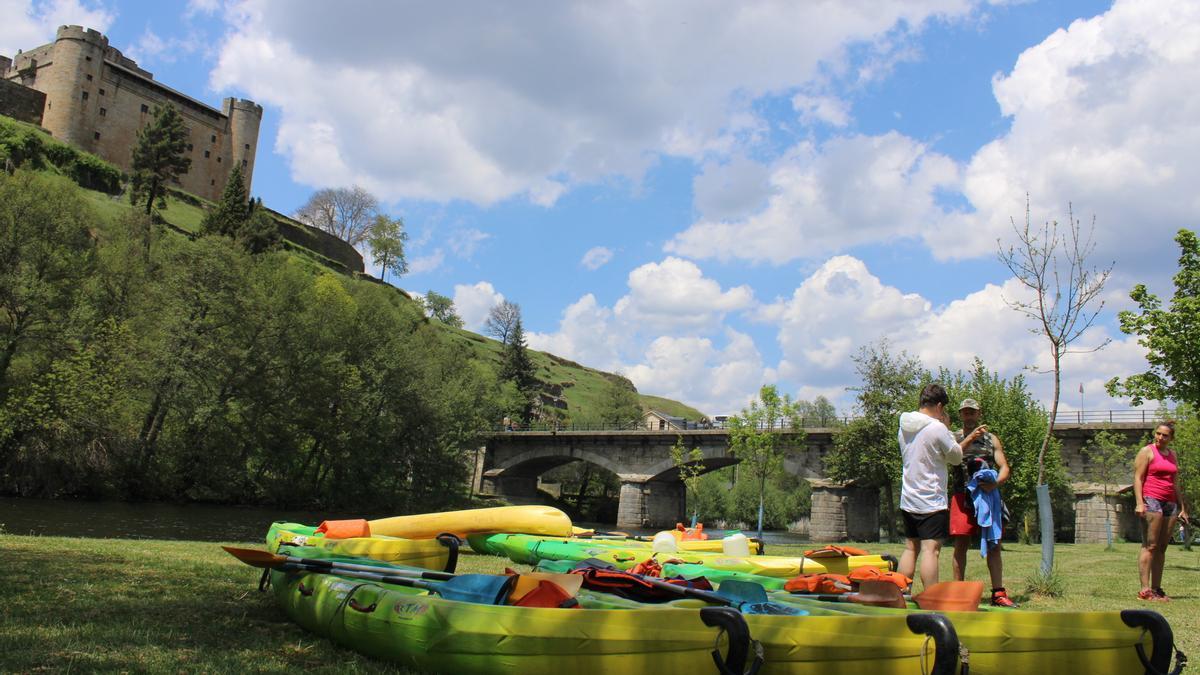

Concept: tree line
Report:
left=0, top=167, right=509, bottom=510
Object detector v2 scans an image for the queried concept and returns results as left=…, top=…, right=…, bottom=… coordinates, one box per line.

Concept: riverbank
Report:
left=2, top=534, right=1197, bottom=672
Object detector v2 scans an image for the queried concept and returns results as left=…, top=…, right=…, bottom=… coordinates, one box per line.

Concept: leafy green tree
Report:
left=366, top=214, right=408, bottom=284
left=1108, top=229, right=1200, bottom=409
left=237, top=204, right=281, bottom=255
left=0, top=172, right=95, bottom=389
left=422, top=290, right=464, bottom=328
left=728, top=384, right=803, bottom=540
left=1169, top=406, right=1200, bottom=550
left=129, top=106, right=191, bottom=215
left=499, top=317, right=538, bottom=423
left=797, top=396, right=839, bottom=426
left=826, top=340, right=924, bottom=542
left=201, top=165, right=249, bottom=238
left=1082, top=428, right=1136, bottom=549
left=596, top=377, right=642, bottom=428
left=671, top=436, right=705, bottom=526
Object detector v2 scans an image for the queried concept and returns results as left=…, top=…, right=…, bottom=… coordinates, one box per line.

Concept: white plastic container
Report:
left=722, top=532, right=751, bottom=557
left=651, top=531, right=678, bottom=553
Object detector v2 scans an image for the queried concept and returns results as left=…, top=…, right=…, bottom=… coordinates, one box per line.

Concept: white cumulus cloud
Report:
left=0, top=0, right=113, bottom=56
left=614, top=257, right=754, bottom=333
left=209, top=0, right=978, bottom=205
left=928, top=0, right=1200, bottom=268
left=452, top=281, right=505, bottom=332
left=668, top=132, right=959, bottom=263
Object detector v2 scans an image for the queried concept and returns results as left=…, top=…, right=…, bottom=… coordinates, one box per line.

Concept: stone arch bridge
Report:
left=473, top=422, right=1157, bottom=534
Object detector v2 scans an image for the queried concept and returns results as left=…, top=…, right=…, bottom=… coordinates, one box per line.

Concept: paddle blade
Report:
left=223, top=546, right=287, bottom=569
left=914, top=581, right=984, bottom=612
left=437, top=573, right=518, bottom=605
left=715, top=580, right=770, bottom=606
left=852, top=581, right=907, bottom=609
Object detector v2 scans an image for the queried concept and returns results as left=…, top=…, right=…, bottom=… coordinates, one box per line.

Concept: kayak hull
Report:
left=267, top=522, right=454, bottom=571
left=369, top=504, right=572, bottom=539
left=476, top=533, right=895, bottom=577
left=268, top=564, right=955, bottom=674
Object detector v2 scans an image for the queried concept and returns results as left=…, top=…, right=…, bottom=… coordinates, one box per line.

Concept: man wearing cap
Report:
left=951, top=398, right=1017, bottom=607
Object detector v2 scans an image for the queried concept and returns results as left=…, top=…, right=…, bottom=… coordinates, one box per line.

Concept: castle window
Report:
left=244, top=143, right=250, bottom=150
left=99, top=88, right=105, bottom=96
left=217, top=156, right=222, bottom=163
left=210, top=135, right=216, bottom=143
left=204, top=150, right=210, bottom=158
left=187, top=144, right=193, bottom=152
left=141, top=104, right=149, bottom=113
left=86, top=74, right=92, bottom=81
left=211, top=180, right=216, bottom=186
left=85, top=56, right=92, bottom=62
left=99, top=107, right=106, bottom=116
left=242, top=159, right=247, bottom=167
left=93, top=132, right=100, bottom=140
left=81, top=91, right=89, bottom=101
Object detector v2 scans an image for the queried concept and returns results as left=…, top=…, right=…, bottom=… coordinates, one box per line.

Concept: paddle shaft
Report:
left=280, top=561, right=444, bottom=592
left=278, top=553, right=454, bottom=581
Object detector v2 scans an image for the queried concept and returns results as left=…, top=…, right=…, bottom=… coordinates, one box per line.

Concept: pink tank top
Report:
left=1142, top=443, right=1178, bottom=502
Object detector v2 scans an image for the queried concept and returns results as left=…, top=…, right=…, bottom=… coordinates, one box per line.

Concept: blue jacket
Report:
left=968, top=468, right=1003, bottom=557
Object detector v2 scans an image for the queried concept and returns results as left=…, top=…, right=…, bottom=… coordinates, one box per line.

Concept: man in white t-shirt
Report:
left=897, top=383, right=988, bottom=589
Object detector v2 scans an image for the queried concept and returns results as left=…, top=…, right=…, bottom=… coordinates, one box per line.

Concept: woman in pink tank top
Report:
left=1133, top=421, right=1188, bottom=601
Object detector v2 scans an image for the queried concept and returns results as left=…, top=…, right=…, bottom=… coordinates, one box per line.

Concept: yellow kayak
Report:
left=315, top=505, right=574, bottom=540
left=266, top=522, right=456, bottom=571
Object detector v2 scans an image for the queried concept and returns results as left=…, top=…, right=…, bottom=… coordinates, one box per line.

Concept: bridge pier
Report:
left=617, top=478, right=685, bottom=529
left=809, top=480, right=880, bottom=542
left=479, top=475, right=541, bottom=503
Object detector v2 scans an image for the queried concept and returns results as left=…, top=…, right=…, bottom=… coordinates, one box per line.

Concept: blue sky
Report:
left=4, top=0, right=1196, bottom=416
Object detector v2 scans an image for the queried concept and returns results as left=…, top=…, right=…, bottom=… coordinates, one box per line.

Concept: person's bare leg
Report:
left=1140, top=512, right=1161, bottom=591
left=919, top=538, right=942, bottom=589
left=986, top=544, right=1003, bottom=589
left=1152, top=515, right=1177, bottom=590
left=952, top=536, right=969, bottom=581
left=899, top=537, right=919, bottom=581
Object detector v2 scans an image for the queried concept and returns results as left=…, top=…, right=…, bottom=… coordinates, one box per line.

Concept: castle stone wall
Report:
left=0, top=78, right=45, bottom=125
left=2, top=25, right=261, bottom=203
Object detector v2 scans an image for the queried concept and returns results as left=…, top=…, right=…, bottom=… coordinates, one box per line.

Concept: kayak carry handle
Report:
left=700, top=607, right=762, bottom=675
left=1121, top=609, right=1187, bottom=675
left=905, top=613, right=962, bottom=675
left=881, top=553, right=899, bottom=571
left=436, top=533, right=460, bottom=573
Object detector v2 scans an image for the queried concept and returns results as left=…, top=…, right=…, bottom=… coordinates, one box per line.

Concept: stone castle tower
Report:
left=0, top=26, right=262, bottom=202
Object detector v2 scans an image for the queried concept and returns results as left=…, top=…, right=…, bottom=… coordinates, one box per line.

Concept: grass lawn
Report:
left=2, top=534, right=1196, bottom=672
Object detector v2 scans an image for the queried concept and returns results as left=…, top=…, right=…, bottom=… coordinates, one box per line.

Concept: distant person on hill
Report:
left=1134, top=421, right=1189, bottom=601
left=897, top=383, right=987, bottom=590
left=950, top=398, right=1016, bottom=607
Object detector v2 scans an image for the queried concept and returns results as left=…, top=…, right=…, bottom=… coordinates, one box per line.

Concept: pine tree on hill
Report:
left=201, top=165, right=249, bottom=238
left=500, top=317, right=538, bottom=422
left=238, top=199, right=281, bottom=255
left=129, top=106, right=191, bottom=215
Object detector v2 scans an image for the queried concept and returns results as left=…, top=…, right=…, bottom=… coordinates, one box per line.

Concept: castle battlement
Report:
left=55, top=25, right=108, bottom=48
left=1, top=27, right=262, bottom=202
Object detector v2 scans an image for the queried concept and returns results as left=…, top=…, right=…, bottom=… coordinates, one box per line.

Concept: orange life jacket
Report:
left=783, top=573, right=853, bottom=594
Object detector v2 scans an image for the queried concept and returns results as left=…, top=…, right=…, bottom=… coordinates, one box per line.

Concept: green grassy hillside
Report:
left=639, top=395, right=707, bottom=420
left=2, top=112, right=703, bottom=422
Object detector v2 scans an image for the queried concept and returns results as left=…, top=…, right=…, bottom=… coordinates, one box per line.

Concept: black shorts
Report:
left=902, top=509, right=949, bottom=541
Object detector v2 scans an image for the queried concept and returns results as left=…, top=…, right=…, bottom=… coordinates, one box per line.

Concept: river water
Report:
left=0, top=497, right=809, bottom=545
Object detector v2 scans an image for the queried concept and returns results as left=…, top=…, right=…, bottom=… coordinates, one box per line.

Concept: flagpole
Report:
left=1079, top=383, right=1084, bottom=423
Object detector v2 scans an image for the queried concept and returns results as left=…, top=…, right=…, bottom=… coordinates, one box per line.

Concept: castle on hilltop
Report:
left=0, top=25, right=261, bottom=202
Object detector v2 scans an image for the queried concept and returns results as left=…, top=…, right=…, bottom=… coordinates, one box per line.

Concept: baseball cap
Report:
left=959, top=398, right=981, bottom=411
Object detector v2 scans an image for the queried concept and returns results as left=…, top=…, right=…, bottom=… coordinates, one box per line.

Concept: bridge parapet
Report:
left=479, top=420, right=1160, bottom=531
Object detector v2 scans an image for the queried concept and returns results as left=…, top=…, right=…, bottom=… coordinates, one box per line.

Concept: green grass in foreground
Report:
left=2, top=535, right=1198, bottom=672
